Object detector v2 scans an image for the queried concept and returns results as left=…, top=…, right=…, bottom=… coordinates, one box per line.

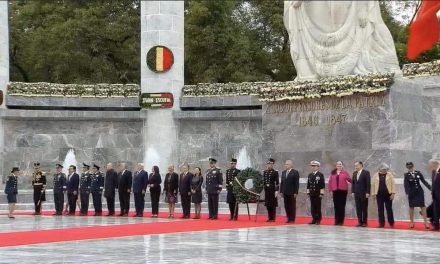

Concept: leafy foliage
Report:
left=232, top=168, right=264, bottom=203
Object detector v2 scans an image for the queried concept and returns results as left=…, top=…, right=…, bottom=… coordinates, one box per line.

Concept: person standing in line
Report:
left=280, top=159, right=299, bottom=223
left=79, top=163, right=92, bottom=216
left=371, top=163, right=396, bottom=228
left=53, top=164, right=67, bottom=216
left=404, top=162, right=431, bottom=229
left=164, top=165, right=179, bottom=218
left=5, top=167, right=20, bottom=219
left=307, top=161, right=325, bottom=225
left=133, top=163, right=148, bottom=217
left=205, top=158, right=223, bottom=220
left=328, top=161, right=352, bottom=225
left=428, top=159, right=440, bottom=231
left=179, top=164, right=193, bottom=219
left=226, top=158, right=240, bottom=221
left=191, top=167, right=203, bottom=219
left=32, top=162, right=46, bottom=215
left=352, top=161, right=371, bottom=227
left=90, top=164, right=104, bottom=216
left=66, top=165, right=79, bottom=216
left=264, top=158, right=280, bottom=222
left=104, top=163, right=119, bottom=216
left=118, top=163, right=133, bottom=216
left=148, top=165, right=162, bottom=217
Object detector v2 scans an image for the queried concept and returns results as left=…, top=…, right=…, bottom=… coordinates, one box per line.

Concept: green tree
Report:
left=9, top=0, right=140, bottom=84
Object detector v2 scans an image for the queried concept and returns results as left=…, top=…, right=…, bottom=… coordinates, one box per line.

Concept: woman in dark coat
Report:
left=404, top=162, right=431, bottom=229
left=191, top=167, right=203, bottom=219
left=149, top=166, right=162, bottom=217
left=163, top=165, right=179, bottom=218
left=32, top=163, right=47, bottom=215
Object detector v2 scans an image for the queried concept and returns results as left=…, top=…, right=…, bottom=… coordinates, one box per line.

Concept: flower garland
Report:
left=7, top=82, right=140, bottom=98
left=402, top=60, right=440, bottom=78
left=183, top=73, right=394, bottom=102
left=232, top=168, right=264, bottom=203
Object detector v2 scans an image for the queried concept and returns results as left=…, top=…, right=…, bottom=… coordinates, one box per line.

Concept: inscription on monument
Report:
left=265, top=93, right=387, bottom=127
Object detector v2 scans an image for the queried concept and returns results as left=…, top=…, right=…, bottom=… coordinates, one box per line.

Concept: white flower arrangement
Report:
left=7, top=82, right=140, bottom=98
left=403, top=60, right=440, bottom=78
left=183, top=72, right=395, bottom=102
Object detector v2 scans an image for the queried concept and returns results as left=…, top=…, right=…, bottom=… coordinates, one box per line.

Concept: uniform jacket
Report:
left=91, top=172, right=105, bottom=193
left=66, top=173, right=79, bottom=193
left=431, top=169, right=440, bottom=200
left=371, top=171, right=397, bottom=196
left=225, top=168, right=240, bottom=192
left=280, top=169, right=299, bottom=195
left=263, top=169, right=280, bottom=192
left=307, top=171, right=325, bottom=197
left=53, top=173, right=67, bottom=194
left=4, top=175, right=18, bottom=195
left=80, top=172, right=92, bottom=193
left=351, top=169, right=371, bottom=196
left=133, top=170, right=148, bottom=193
left=205, top=167, right=223, bottom=194
left=404, top=170, right=431, bottom=195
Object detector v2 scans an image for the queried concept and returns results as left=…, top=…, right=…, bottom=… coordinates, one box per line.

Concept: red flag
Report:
left=407, top=0, right=440, bottom=60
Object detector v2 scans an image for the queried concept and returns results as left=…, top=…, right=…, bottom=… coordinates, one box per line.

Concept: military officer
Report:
left=307, top=161, right=325, bottom=225
left=53, top=164, right=67, bottom=216
left=226, top=158, right=240, bottom=220
left=31, top=162, right=47, bottom=215
left=5, top=167, right=20, bottom=219
left=90, top=164, right=104, bottom=216
left=263, top=158, right=279, bottom=222
left=79, top=163, right=92, bottom=216
left=404, top=162, right=431, bottom=229
left=205, top=158, right=223, bottom=220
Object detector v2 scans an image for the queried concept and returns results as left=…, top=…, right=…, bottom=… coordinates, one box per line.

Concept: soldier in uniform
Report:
left=31, top=162, right=47, bottom=215
left=226, top=158, right=240, bottom=220
left=79, top=163, right=92, bottom=216
left=91, top=164, right=104, bottom=216
left=205, top=158, right=223, bottom=220
left=263, top=158, right=279, bottom=222
left=307, top=161, right=325, bottom=225
left=53, top=164, right=67, bottom=216
left=5, top=167, right=20, bottom=219
left=404, top=162, right=431, bottom=229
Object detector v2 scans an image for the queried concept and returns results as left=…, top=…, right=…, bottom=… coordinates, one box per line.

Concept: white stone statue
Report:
left=284, top=0, right=401, bottom=81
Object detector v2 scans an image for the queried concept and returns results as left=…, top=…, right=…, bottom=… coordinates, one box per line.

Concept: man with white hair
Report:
left=306, top=161, right=325, bottom=225
left=429, top=159, right=440, bottom=230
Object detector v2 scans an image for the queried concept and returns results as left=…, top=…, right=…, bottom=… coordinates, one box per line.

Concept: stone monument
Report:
left=141, top=1, right=184, bottom=171
left=284, top=0, right=401, bottom=80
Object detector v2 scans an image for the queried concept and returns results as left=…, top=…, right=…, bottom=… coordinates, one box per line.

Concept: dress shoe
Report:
left=106, top=213, right=114, bottom=216
left=122, top=213, right=128, bottom=217
left=377, top=224, right=385, bottom=228
left=315, top=222, right=320, bottom=225
left=356, top=224, right=363, bottom=227
left=308, top=221, right=316, bottom=225
left=361, top=224, right=368, bottom=227
left=212, top=216, right=218, bottom=220
left=8, top=215, right=15, bottom=219
left=118, top=213, right=124, bottom=217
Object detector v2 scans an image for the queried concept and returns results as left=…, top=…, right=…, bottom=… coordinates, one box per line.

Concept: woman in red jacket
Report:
left=328, top=161, right=352, bottom=225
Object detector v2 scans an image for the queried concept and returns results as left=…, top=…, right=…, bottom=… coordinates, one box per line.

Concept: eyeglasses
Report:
left=33, top=163, right=40, bottom=166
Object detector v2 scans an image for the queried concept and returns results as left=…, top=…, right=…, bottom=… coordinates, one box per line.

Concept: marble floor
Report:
left=0, top=217, right=440, bottom=264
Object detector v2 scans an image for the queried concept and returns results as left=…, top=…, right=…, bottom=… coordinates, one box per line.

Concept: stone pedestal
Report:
left=262, top=77, right=433, bottom=220
left=140, top=1, right=184, bottom=169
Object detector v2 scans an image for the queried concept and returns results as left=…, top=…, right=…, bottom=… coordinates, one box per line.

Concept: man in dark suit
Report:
left=66, top=165, right=79, bottom=215
left=104, top=163, right=119, bottom=216
left=280, top=159, right=300, bottom=223
left=352, top=161, right=371, bottom=227
left=133, top=163, right=148, bottom=217
left=206, top=158, right=223, bottom=220
left=179, top=164, right=193, bottom=219
left=118, top=163, right=133, bottom=216
left=429, top=159, right=440, bottom=230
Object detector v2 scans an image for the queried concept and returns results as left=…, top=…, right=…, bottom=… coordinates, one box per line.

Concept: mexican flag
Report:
left=147, top=46, right=174, bottom=72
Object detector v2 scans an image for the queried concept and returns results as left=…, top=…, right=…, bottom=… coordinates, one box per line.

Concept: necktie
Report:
left=336, top=173, right=340, bottom=190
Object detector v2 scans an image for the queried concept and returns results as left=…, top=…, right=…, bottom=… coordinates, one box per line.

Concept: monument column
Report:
left=141, top=1, right=184, bottom=170
left=0, top=1, right=8, bottom=188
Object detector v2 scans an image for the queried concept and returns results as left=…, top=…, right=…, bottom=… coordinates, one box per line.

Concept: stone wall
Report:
left=0, top=110, right=144, bottom=189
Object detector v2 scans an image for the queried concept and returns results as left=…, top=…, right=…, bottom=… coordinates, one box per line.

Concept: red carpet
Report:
left=0, top=211, right=435, bottom=248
